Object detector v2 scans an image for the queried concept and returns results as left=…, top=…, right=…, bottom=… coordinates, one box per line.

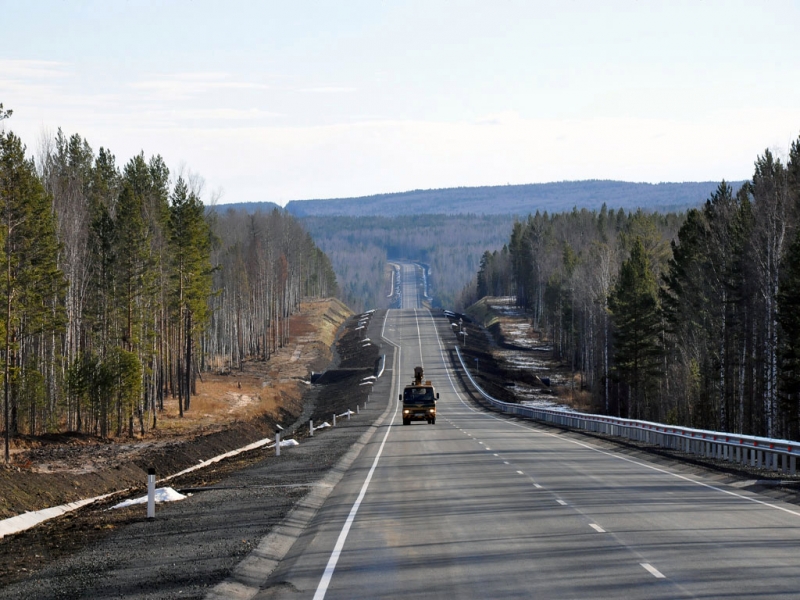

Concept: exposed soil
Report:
left=0, top=301, right=395, bottom=591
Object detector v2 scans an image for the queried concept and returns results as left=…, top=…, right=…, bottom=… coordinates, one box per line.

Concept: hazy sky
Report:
left=2, top=1, right=799, bottom=205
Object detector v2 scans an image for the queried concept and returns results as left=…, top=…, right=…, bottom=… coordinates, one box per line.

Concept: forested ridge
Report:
left=301, top=214, right=515, bottom=311
left=285, top=180, right=744, bottom=217
left=0, top=115, right=337, bottom=461
left=463, top=136, right=800, bottom=440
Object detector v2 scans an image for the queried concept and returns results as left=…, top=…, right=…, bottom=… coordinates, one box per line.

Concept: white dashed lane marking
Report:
left=640, top=563, right=666, bottom=578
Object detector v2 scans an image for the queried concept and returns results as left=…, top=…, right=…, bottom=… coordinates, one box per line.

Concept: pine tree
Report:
left=168, top=177, right=213, bottom=413
left=0, top=132, right=66, bottom=461
left=778, top=229, right=800, bottom=438
left=609, top=237, right=662, bottom=420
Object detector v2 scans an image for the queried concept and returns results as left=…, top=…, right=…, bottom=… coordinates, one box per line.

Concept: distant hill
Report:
left=284, top=180, right=745, bottom=217
left=209, top=201, right=281, bottom=214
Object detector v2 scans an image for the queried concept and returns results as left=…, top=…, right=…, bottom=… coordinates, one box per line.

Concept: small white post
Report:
left=333, top=414, right=336, bottom=427
left=357, top=405, right=360, bottom=414
left=276, top=432, right=281, bottom=456
left=147, top=467, right=156, bottom=519
left=309, top=419, right=314, bottom=437
left=347, top=410, right=351, bottom=420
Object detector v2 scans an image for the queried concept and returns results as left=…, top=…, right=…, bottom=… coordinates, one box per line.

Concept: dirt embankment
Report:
left=451, top=296, right=588, bottom=410
left=0, top=298, right=352, bottom=521
left=0, top=307, right=387, bottom=592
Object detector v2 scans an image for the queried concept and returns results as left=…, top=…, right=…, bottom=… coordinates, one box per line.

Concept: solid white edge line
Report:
left=313, top=311, right=400, bottom=600
left=640, top=563, right=666, bottom=579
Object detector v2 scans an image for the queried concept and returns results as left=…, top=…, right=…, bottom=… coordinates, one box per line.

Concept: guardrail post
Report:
left=756, top=450, right=762, bottom=468
left=791, top=455, right=797, bottom=476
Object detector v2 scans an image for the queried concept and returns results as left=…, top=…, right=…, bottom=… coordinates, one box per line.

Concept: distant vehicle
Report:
left=401, top=366, right=438, bottom=425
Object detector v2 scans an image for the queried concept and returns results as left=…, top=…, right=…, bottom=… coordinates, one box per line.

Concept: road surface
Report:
left=399, top=262, right=421, bottom=309
left=255, top=308, right=800, bottom=599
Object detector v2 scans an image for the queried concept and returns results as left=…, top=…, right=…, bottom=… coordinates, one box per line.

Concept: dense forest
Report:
left=0, top=116, right=336, bottom=461
left=462, top=136, right=800, bottom=440
left=284, top=180, right=744, bottom=217
left=300, top=214, right=515, bottom=311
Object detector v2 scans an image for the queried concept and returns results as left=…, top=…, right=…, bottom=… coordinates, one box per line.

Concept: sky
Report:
left=1, top=0, right=799, bottom=206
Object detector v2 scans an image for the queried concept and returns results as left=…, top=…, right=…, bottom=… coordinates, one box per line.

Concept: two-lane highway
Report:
left=256, top=308, right=800, bottom=599
left=399, top=262, right=421, bottom=309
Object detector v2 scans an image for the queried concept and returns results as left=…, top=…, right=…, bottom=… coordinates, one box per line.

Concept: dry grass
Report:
left=153, top=299, right=351, bottom=435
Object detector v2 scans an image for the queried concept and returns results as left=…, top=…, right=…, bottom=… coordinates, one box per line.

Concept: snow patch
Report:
left=112, top=487, right=187, bottom=509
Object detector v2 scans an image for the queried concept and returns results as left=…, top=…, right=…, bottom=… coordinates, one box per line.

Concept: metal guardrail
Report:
left=376, top=354, right=386, bottom=379
left=454, top=347, right=799, bottom=476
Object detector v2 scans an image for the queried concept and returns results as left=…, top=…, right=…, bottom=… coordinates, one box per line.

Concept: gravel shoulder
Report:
left=0, top=309, right=389, bottom=599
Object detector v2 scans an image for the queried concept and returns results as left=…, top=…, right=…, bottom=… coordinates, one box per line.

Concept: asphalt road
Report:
left=256, top=308, right=800, bottom=599
left=399, top=262, right=420, bottom=309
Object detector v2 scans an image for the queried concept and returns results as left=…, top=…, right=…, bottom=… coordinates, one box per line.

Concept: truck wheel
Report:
left=403, top=418, right=410, bottom=426
left=431, top=418, right=436, bottom=425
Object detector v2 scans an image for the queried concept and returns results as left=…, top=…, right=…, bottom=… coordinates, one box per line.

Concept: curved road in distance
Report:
left=256, top=306, right=800, bottom=599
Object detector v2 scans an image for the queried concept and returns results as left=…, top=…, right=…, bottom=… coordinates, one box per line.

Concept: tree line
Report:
left=0, top=119, right=336, bottom=461
left=461, top=136, right=800, bottom=440
left=300, top=214, right=514, bottom=311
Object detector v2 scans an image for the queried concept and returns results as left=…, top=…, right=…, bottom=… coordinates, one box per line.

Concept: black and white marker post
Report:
left=147, top=467, right=156, bottom=519
left=275, top=424, right=284, bottom=457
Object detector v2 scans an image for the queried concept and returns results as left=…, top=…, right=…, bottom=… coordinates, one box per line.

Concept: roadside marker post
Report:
left=333, top=414, right=336, bottom=427
left=309, top=419, right=314, bottom=436
left=276, top=432, right=281, bottom=456
left=356, top=405, right=360, bottom=414
left=147, top=467, right=156, bottom=519
left=347, top=410, right=351, bottom=420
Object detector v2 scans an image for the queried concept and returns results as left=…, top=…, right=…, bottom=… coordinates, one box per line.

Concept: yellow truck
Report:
left=401, top=366, right=438, bottom=425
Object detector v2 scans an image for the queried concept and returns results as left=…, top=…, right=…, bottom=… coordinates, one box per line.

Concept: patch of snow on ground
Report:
left=112, top=487, right=186, bottom=509
left=520, top=398, right=577, bottom=413
left=497, top=350, right=551, bottom=371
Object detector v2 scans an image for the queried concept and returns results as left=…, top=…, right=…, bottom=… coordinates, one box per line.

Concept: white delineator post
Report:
left=147, top=467, right=156, bottom=519
left=275, top=432, right=281, bottom=456
left=309, top=419, right=314, bottom=437
left=333, top=414, right=336, bottom=427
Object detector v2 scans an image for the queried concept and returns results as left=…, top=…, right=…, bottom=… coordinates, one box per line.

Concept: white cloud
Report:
left=298, top=86, right=357, bottom=94
left=130, top=72, right=270, bottom=99
left=0, top=59, right=69, bottom=80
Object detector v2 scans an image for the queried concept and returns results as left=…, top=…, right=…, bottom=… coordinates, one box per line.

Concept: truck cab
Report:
left=401, top=367, right=438, bottom=425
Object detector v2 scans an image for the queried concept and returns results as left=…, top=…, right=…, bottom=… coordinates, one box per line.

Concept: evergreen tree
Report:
left=609, top=237, right=662, bottom=419
left=778, top=229, right=800, bottom=439
left=168, top=177, right=213, bottom=413
left=0, top=132, right=66, bottom=461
